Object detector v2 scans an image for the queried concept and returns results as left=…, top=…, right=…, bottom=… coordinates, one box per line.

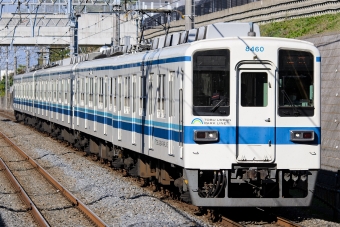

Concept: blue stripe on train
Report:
left=14, top=99, right=321, bottom=145
left=184, top=126, right=320, bottom=144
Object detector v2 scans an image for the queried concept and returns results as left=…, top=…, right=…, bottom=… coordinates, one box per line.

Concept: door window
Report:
left=241, top=72, right=268, bottom=107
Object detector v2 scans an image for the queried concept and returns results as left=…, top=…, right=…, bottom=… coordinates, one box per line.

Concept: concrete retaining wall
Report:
left=304, top=34, right=340, bottom=173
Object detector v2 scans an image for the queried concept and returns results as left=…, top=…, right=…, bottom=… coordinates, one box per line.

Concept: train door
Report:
left=168, top=72, right=174, bottom=156
left=236, top=63, right=276, bottom=162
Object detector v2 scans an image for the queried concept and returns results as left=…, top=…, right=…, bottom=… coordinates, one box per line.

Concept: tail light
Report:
left=290, top=130, right=315, bottom=142
left=194, top=130, right=219, bottom=142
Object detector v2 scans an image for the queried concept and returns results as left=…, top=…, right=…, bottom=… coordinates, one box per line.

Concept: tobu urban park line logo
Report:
left=191, top=118, right=204, bottom=125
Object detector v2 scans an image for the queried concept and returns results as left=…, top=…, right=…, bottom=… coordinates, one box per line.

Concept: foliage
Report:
left=17, top=65, right=26, bottom=75
left=49, top=48, right=70, bottom=62
left=48, top=46, right=99, bottom=63
left=0, top=73, right=13, bottom=97
left=0, top=65, right=25, bottom=96
left=260, top=14, right=340, bottom=38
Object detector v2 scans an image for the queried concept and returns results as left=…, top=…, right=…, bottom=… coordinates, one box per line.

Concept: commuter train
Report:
left=13, top=23, right=321, bottom=207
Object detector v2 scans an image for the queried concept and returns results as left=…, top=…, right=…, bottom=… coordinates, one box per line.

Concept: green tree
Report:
left=17, top=65, right=26, bottom=75
left=0, top=72, right=13, bottom=97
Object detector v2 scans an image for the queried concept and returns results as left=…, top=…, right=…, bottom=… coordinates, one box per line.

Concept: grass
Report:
left=260, top=13, right=340, bottom=38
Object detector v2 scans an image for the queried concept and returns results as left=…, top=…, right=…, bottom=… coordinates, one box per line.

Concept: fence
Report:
left=143, top=0, right=259, bottom=29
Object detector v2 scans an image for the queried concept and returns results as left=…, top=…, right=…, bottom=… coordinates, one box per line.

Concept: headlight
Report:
left=290, top=130, right=315, bottom=142
left=194, top=130, right=219, bottom=142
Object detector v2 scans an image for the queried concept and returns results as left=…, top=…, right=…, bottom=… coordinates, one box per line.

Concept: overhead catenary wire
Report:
left=0, top=0, right=185, bottom=70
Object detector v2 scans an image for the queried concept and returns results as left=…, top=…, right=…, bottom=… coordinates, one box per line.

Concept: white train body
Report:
left=13, top=23, right=321, bottom=207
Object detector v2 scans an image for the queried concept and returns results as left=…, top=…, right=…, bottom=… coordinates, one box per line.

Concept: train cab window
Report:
left=193, top=49, right=230, bottom=116
left=278, top=50, right=314, bottom=116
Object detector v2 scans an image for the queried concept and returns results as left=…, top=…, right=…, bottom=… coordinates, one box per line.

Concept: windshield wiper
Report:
left=210, top=98, right=225, bottom=112
left=281, top=89, right=300, bottom=116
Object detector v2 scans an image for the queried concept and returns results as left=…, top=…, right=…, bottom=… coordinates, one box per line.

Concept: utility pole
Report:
left=115, top=7, right=121, bottom=46
left=5, top=46, right=8, bottom=110
left=185, top=0, right=194, bottom=30
left=26, top=47, right=30, bottom=73
left=14, top=46, right=17, bottom=77
left=68, top=0, right=80, bottom=57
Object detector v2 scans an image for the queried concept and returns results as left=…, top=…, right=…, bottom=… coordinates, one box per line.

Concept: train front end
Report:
left=182, top=36, right=321, bottom=207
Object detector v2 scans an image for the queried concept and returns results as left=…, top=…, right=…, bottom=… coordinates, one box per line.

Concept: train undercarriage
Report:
left=15, top=111, right=318, bottom=207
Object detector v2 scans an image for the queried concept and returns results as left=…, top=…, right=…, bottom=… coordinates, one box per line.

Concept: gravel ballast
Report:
left=0, top=117, right=212, bottom=227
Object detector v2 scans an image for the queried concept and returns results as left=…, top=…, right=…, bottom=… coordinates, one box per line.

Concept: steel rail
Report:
left=276, top=216, right=303, bottom=227
left=0, top=157, right=49, bottom=227
left=0, top=131, right=108, bottom=227
left=220, top=216, right=244, bottom=227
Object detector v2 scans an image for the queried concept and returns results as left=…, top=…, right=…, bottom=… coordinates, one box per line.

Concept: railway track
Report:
left=0, top=129, right=107, bottom=227
left=0, top=111, right=306, bottom=227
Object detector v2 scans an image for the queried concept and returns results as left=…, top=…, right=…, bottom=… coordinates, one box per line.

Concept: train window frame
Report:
left=278, top=49, right=315, bottom=117
left=109, top=77, right=113, bottom=111
left=132, top=75, right=136, bottom=114
left=98, top=77, right=104, bottom=109
left=63, top=79, right=67, bottom=104
left=44, top=81, right=47, bottom=101
left=58, top=80, right=62, bottom=103
left=81, top=78, right=85, bottom=106
left=149, top=73, right=153, bottom=115
left=192, top=49, right=230, bottom=116
left=94, top=76, right=98, bottom=108
left=169, top=71, right=174, bottom=117
left=118, top=76, right=122, bottom=112
left=89, top=77, right=93, bottom=107
left=67, top=78, right=70, bottom=105
left=157, top=74, right=166, bottom=118
left=104, top=76, right=108, bottom=109
left=139, top=75, right=146, bottom=116
left=124, top=76, right=131, bottom=114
